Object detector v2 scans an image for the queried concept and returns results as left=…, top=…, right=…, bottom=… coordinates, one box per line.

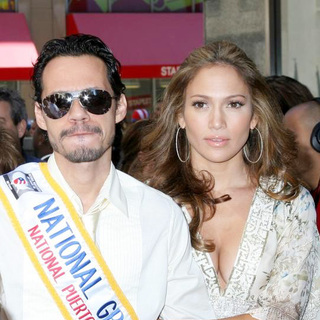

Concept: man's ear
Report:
left=115, top=94, right=127, bottom=124
left=34, top=103, right=47, bottom=131
left=16, top=119, right=27, bottom=138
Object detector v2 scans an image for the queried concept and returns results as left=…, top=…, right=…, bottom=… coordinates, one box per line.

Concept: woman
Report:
left=143, top=41, right=320, bottom=319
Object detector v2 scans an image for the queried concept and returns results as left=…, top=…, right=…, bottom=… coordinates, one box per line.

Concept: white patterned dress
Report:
left=183, top=182, right=320, bottom=320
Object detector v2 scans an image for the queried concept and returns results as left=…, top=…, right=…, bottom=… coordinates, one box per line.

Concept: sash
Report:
left=0, top=163, right=138, bottom=320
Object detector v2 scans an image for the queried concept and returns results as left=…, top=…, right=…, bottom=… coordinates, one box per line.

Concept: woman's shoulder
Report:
left=288, top=186, right=316, bottom=217
left=256, top=176, right=315, bottom=227
left=271, top=185, right=317, bottom=235
left=260, top=176, right=313, bottom=204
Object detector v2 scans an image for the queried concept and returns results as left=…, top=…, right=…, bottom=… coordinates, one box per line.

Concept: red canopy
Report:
left=67, top=13, right=204, bottom=78
left=0, top=13, right=38, bottom=81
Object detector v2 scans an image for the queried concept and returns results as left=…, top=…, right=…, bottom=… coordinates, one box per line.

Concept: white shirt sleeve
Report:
left=161, top=202, right=216, bottom=320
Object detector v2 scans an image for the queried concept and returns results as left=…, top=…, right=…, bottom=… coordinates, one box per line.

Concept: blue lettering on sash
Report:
left=81, top=276, right=102, bottom=299
left=33, top=198, right=103, bottom=300
left=66, top=251, right=90, bottom=273
left=49, top=223, right=72, bottom=239
left=97, top=301, right=124, bottom=320
left=41, top=214, right=64, bottom=233
left=59, top=241, right=81, bottom=259
left=55, top=235, right=76, bottom=248
left=34, top=197, right=59, bottom=218
left=65, top=250, right=101, bottom=290
left=66, top=252, right=91, bottom=274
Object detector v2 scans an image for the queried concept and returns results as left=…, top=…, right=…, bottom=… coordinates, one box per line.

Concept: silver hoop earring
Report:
left=175, top=127, right=190, bottom=163
left=243, top=127, right=263, bottom=164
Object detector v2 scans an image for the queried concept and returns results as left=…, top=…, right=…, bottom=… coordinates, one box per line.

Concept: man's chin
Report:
left=63, top=147, right=106, bottom=163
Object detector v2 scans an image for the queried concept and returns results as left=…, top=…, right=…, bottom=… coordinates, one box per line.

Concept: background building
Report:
left=0, top=0, right=319, bottom=122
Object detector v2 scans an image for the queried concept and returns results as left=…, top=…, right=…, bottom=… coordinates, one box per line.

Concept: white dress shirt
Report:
left=0, top=155, right=215, bottom=320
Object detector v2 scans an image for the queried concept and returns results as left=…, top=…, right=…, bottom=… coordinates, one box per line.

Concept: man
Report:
left=0, top=34, right=215, bottom=320
left=265, top=75, right=313, bottom=114
left=284, top=99, right=320, bottom=231
left=0, top=88, right=39, bottom=162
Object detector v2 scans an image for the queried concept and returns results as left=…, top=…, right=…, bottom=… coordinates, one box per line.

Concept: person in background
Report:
left=32, top=123, right=53, bottom=161
left=284, top=98, right=320, bottom=232
left=120, top=119, right=154, bottom=181
left=265, top=75, right=313, bottom=114
left=0, top=34, right=216, bottom=320
left=131, top=108, right=149, bottom=123
left=152, top=98, right=163, bottom=119
left=143, top=40, right=320, bottom=319
left=0, top=127, right=24, bottom=174
left=0, top=87, right=40, bottom=162
left=28, top=120, right=38, bottom=136
left=111, top=121, right=124, bottom=168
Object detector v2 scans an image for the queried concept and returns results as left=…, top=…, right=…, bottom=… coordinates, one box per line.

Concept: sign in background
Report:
left=67, top=12, right=203, bottom=79
left=0, top=0, right=15, bottom=11
left=68, top=0, right=203, bottom=13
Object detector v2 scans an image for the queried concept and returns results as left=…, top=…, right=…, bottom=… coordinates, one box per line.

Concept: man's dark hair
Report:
left=0, top=87, right=28, bottom=125
left=313, top=97, right=320, bottom=104
left=32, top=33, right=126, bottom=102
left=265, top=75, right=314, bottom=114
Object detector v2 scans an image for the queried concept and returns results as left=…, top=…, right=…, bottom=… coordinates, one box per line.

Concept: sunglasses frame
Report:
left=40, top=88, right=117, bottom=120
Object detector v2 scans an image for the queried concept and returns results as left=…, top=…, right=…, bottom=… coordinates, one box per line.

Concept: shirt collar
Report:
left=47, top=154, right=129, bottom=217
left=103, top=163, right=129, bottom=217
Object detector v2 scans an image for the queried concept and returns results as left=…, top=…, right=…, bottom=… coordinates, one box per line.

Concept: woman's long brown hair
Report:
left=142, top=41, right=300, bottom=252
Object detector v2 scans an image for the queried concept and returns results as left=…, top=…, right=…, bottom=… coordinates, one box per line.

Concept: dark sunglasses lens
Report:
left=42, top=93, right=72, bottom=119
left=80, top=90, right=113, bottom=115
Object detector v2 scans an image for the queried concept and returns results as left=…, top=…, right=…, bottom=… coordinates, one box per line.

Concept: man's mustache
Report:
left=60, top=125, right=102, bottom=138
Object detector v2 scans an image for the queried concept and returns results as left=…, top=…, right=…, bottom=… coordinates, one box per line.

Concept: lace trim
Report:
left=192, top=184, right=276, bottom=302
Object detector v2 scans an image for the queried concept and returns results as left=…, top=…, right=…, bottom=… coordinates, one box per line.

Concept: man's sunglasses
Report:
left=39, top=89, right=117, bottom=120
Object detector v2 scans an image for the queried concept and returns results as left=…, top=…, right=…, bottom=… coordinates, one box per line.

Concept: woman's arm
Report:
left=247, top=188, right=320, bottom=319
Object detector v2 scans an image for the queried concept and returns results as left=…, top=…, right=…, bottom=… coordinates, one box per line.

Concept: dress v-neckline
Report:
left=189, top=183, right=276, bottom=299
left=208, top=186, right=259, bottom=295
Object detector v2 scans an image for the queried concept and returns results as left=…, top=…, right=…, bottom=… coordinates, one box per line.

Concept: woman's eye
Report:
left=228, top=101, right=244, bottom=108
left=192, top=101, right=207, bottom=108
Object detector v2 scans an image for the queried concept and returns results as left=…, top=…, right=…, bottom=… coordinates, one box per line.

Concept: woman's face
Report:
left=179, top=64, right=257, bottom=169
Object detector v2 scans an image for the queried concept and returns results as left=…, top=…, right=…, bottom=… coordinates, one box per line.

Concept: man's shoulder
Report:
left=116, top=169, right=172, bottom=198
left=115, top=170, right=189, bottom=234
left=116, top=169, right=178, bottom=207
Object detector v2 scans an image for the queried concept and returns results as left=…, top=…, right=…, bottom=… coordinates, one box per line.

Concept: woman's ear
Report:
left=250, top=114, right=258, bottom=130
left=177, top=113, right=186, bottom=129
left=34, top=102, right=48, bottom=131
left=115, top=94, right=127, bottom=124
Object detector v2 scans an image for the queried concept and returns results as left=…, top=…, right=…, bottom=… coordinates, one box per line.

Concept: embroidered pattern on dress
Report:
left=192, top=184, right=276, bottom=314
left=185, top=184, right=320, bottom=319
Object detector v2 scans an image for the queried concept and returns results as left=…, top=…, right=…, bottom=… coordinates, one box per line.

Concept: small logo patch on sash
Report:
left=4, top=171, right=41, bottom=199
